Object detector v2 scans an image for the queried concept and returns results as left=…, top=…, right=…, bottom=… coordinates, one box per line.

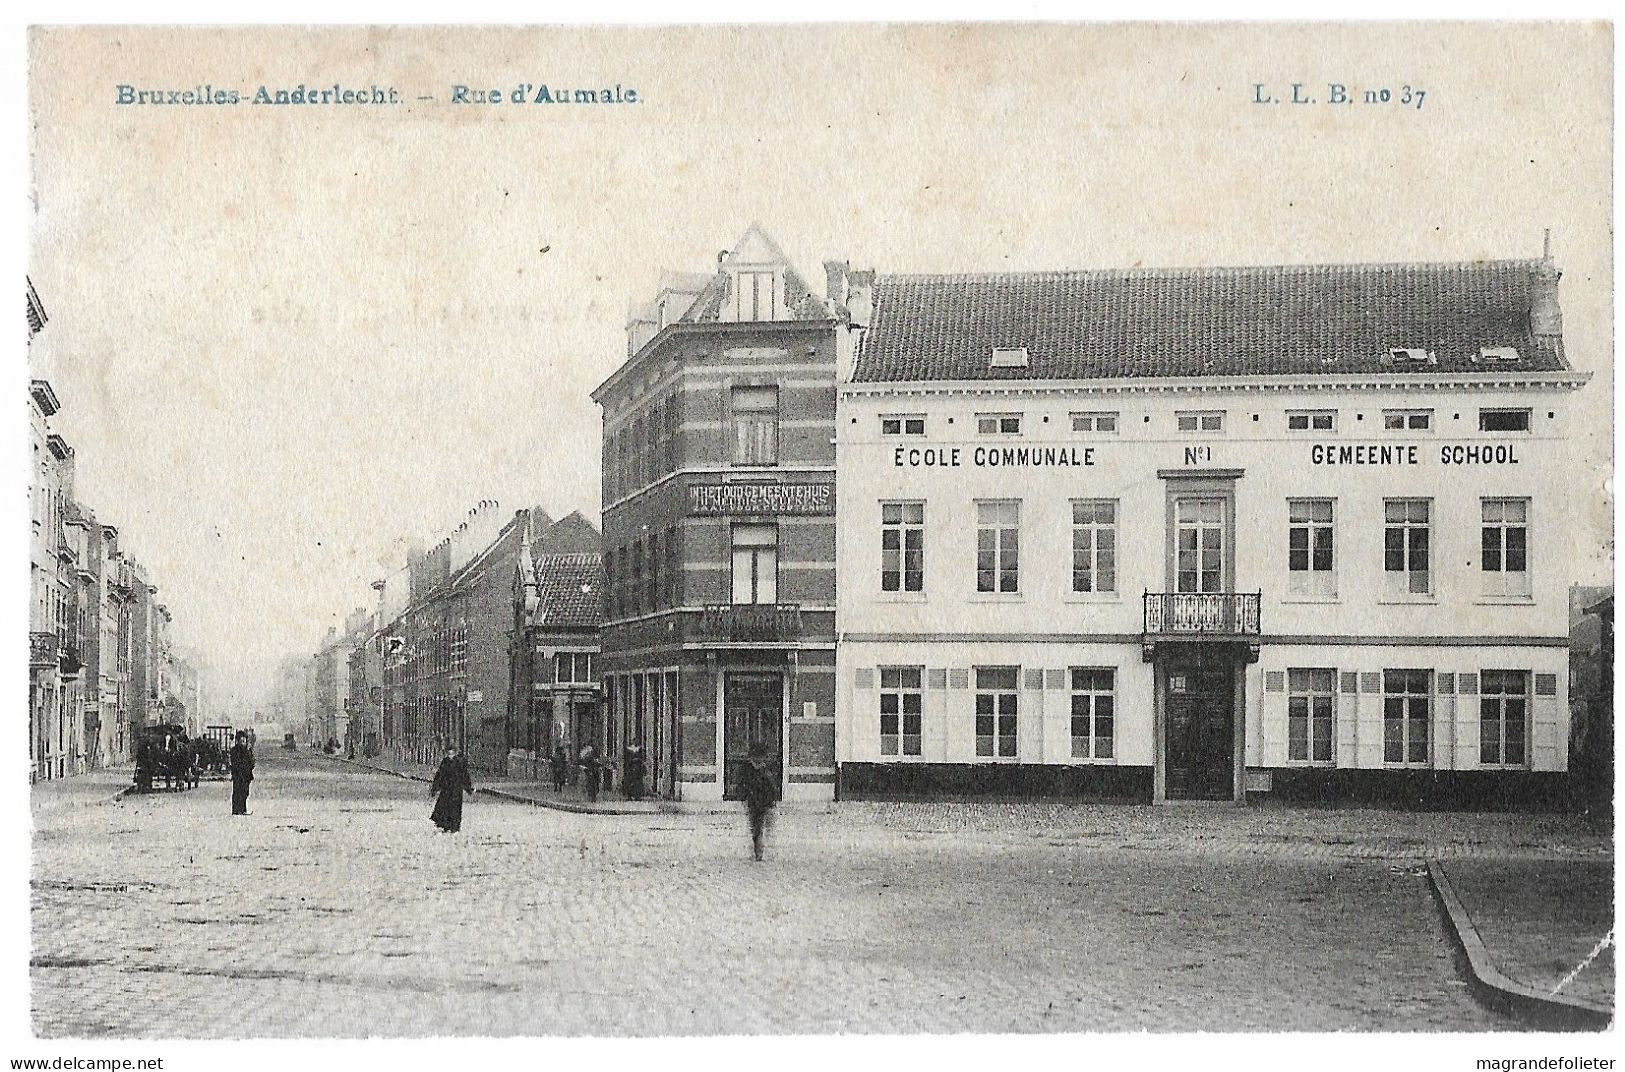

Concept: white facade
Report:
left=835, top=374, right=1584, bottom=801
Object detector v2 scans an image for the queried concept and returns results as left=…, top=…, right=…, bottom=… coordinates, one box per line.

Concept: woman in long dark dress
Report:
left=429, top=748, right=473, bottom=832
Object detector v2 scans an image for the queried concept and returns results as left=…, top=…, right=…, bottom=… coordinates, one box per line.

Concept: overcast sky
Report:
left=27, top=24, right=1613, bottom=707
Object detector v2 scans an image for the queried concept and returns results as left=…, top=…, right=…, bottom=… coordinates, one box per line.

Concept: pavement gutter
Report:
left=1426, top=858, right=1612, bottom=1031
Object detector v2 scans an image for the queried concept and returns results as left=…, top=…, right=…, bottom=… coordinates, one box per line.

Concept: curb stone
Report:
left=1426, top=858, right=1612, bottom=1031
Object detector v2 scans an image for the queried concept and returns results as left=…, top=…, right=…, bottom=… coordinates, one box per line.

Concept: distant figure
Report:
left=578, top=742, right=600, bottom=803
left=429, top=747, right=474, bottom=833
left=549, top=746, right=568, bottom=793
left=622, top=742, right=646, bottom=801
left=741, top=742, right=780, bottom=862
left=228, top=731, right=255, bottom=815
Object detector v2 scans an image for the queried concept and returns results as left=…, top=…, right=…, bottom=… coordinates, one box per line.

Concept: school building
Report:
left=833, top=253, right=1588, bottom=804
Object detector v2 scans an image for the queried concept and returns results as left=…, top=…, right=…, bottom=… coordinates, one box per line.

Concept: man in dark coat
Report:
left=741, top=742, right=779, bottom=862
left=549, top=746, right=568, bottom=793
left=228, top=731, right=255, bottom=815
left=622, top=742, right=646, bottom=801
left=429, top=747, right=473, bottom=832
left=578, top=742, right=600, bottom=803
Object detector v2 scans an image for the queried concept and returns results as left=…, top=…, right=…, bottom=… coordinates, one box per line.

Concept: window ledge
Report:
left=1062, top=593, right=1122, bottom=605
left=968, top=593, right=1025, bottom=603
left=1375, top=596, right=1437, bottom=605
left=876, top=593, right=929, bottom=604
left=1280, top=596, right=1341, bottom=605
left=1474, top=596, right=1535, bottom=606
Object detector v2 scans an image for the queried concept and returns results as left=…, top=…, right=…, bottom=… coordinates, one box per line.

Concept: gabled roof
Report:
left=534, top=553, right=604, bottom=630
left=852, top=258, right=1570, bottom=383
left=534, top=510, right=600, bottom=556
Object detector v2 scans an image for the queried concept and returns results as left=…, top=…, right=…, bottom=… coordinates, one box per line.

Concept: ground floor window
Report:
left=1479, top=670, right=1529, bottom=767
left=1287, top=668, right=1335, bottom=764
left=974, top=666, right=1018, bottom=758
left=1382, top=669, right=1431, bottom=765
left=879, top=667, right=923, bottom=757
left=1069, top=668, right=1114, bottom=759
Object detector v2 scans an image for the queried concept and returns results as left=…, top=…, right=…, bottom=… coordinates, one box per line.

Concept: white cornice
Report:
left=839, top=370, right=1592, bottom=398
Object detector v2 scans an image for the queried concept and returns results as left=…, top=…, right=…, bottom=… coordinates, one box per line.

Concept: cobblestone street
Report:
left=31, top=750, right=1604, bottom=1037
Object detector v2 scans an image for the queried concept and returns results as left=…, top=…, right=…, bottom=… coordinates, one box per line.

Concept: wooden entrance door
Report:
left=1165, top=663, right=1235, bottom=800
left=722, top=672, right=782, bottom=802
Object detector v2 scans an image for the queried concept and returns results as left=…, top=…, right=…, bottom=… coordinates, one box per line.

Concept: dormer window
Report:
left=1475, top=347, right=1522, bottom=364
left=733, top=270, right=779, bottom=322
left=990, top=347, right=1029, bottom=369
left=1386, top=348, right=1436, bottom=366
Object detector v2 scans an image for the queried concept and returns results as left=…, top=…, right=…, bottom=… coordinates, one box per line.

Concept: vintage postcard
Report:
left=20, top=19, right=1615, bottom=1052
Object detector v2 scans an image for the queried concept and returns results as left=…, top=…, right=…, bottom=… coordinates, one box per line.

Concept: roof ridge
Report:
left=878, top=258, right=1545, bottom=284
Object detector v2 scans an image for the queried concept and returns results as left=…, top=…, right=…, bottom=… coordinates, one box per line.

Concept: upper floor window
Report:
left=1383, top=499, right=1431, bottom=597
left=1286, top=410, right=1336, bottom=432
left=730, top=523, right=778, bottom=605
left=975, top=500, right=1020, bottom=594
left=1070, top=500, right=1117, bottom=595
left=1070, top=411, right=1119, bottom=434
left=734, top=270, right=778, bottom=322
left=976, top=413, right=1022, bottom=436
left=881, top=414, right=926, bottom=436
left=881, top=502, right=925, bottom=593
left=1383, top=409, right=1433, bottom=432
left=1479, top=408, right=1531, bottom=433
left=1176, top=410, right=1225, bottom=434
left=731, top=386, right=778, bottom=466
left=1288, top=499, right=1335, bottom=598
left=555, top=651, right=597, bottom=685
left=1481, top=498, right=1530, bottom=598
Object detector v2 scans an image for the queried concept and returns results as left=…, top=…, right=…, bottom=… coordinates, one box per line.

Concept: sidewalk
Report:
left=28, top=767, right=133, bottom=812
left=318, top=750, right=739, bottom=815
left=1439, top=858, right=1615, bottom=1015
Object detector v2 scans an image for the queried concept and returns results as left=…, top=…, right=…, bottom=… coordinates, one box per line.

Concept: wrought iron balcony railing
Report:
left=698, top=603, right=803, bottom=643
left=1143, top=592, right=1262, bottom=636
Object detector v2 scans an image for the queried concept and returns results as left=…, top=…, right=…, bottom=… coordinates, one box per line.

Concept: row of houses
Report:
left=290, top=225, right=1599, bottom=808
left=274, top=504, right=604, bottom=777
left=28, top=279, right=206, bottom=781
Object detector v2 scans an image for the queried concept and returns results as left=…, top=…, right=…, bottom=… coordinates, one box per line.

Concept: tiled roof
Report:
left=852, top=259, right=1568, bottom=382
left=535, top=554, right=604, bottom=629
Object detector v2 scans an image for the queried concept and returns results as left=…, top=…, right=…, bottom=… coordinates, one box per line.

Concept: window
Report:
left=989, top=347, right=1029, bottom=369
left=1479, top=408, right=1531, bottom=433
left=1481, top=498, right=1530, bottom=598
left=555, top=652, right=597, bottom=685
left=880, top=414, right=926, bottom=436
left=976, top=413, right=1022, bottom=435
left=881, top=502, right=925, bottom=593
left=1479, top=670, right=1529, bottom=767
left=731, top=386, right=779, bottom=465
left=1176, top=410, right=1225, bottom=433
left=974, top=667, right=1019, bottom=758
left=1382, top=669, right=1431, bottom=765
left=664, top=526, right=680, bottom=609
left=1383, top=499, right=1431, bottom=596
left=1477, top=347, right=1521, bottom=364
left=1388, top=348, right=1435, bottom=365
left=1288, top=499, right=1335, bottom=598
left=1383, top=409, right=1433, bottom=431
left=1175, top=498, right=1225, bottom=594
left=1070, top=500, right=1117, bottom=594
left=1069, top=668, right=1114, bottom=759
left=1287, top=668, right=1336, bottom=764
left=449, top=626, right=468, bottom=675
left=1286, top=410, right=1336, bottom=432
left=1070, top=411, right=1119, bottom=434
left=730, top=523, right=778, bottom=605
left=630, top=537, right=645, bottom=614
left=735, top=270, right=778, bottom=322
left=976, top=500, right=1020, bottom=593
left=879, top=667, right=923, bottom=757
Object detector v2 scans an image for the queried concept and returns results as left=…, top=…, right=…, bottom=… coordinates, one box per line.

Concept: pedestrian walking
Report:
left=578, top=742, right=600, bottom=803
left=429, top=747, right=474, bottom=833
left=227, top=730, right=255, bottom=815
left=741, top=742, right=779, bottom=862
left=549, top=746, right=568, bottom=793
left=623, top=741, right=646, bottom=801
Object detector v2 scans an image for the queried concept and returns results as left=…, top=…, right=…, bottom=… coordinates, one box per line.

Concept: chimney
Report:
left=846, top=269, right=876, bottom=329
left=824, top=259, right=849, bottom=310
left=1532, top=232, right=1563, bottom=339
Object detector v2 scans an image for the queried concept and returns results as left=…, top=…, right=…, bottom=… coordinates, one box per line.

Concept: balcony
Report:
left=1143, top=592, right=1261, bottom=657
left=697, top=603, right=802, bottom=643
